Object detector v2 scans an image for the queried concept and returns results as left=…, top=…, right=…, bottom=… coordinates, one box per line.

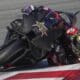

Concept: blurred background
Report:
left=0, top=0, right=80, bottom=45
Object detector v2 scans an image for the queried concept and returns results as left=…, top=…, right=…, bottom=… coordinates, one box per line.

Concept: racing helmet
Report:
left=44, top=11, right=61, bottom=28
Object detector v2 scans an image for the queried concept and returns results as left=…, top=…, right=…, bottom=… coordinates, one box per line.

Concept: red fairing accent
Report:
left=66, top=27, right=78, bottom=35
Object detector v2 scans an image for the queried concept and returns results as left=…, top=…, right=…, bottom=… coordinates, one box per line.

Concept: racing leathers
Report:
left=23, top=5, right=78, bottom=64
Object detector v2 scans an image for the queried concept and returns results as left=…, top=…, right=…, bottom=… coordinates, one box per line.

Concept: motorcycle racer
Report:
left=22, top=5, right=79, bottom=65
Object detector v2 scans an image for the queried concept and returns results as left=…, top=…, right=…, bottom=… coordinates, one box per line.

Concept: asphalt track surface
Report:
left=0, top=0, right=80, bottom=72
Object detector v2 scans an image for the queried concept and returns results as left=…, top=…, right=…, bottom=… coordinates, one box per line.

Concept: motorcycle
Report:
left=47, top=11, right=80, bottom=65
left=0, top=10, right=79, bottom=70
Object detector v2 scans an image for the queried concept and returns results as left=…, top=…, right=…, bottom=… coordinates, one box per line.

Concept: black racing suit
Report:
left=23, top=6, right=78, bottom=64
left=35, top=7, right=78, bottom=64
